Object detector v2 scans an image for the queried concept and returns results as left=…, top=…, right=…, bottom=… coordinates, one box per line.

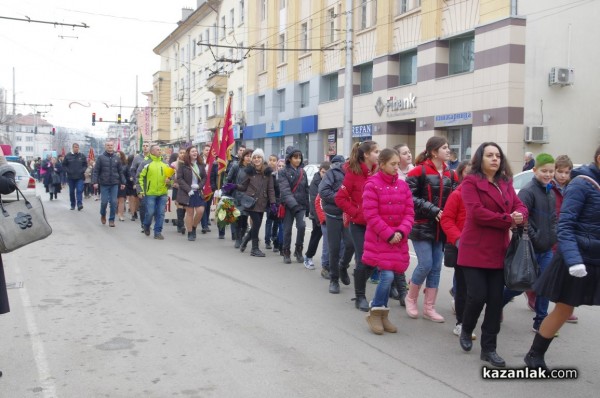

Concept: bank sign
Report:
left=352, top=124, right=372, bottom=138
left=375, top=93, right=417, bottom=117
left=434, top=112, right=473, bottom=127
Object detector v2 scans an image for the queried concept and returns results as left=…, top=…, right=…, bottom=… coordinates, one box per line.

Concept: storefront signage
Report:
left=328, top=130, right=337, bottom=155
left=434, top=112, right=473, bottom=127
left=375, top=93, right=417, bottom=116
left=352, top=124, right=372, bottom=138
left=266, top=120, right=281, bottom=134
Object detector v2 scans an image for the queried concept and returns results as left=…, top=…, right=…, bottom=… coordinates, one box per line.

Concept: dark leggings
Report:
left=248, top=211, right=264, bottom=247
left=349, top=223, right=367, bottom=271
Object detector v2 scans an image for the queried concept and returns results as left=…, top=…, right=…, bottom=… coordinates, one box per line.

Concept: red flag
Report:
left=202, top=129, right=220, bottom=199
left=217, top=94, right=234, bottom=176
left=117, top=137, right=121, bottom=152
left=88, top=147, right=95, bottom=161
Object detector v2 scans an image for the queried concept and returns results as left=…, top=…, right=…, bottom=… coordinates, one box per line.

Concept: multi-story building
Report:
left=243, top=0, right=598, bottom=169
left=153, top=0, right=247, bottom=151
left=8, top=113, right=53, bottom=161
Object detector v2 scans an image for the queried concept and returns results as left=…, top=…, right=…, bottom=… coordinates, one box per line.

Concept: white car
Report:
left=2, top=161, right=37, bottom=202
left=304, top=164, right=320, bottom=186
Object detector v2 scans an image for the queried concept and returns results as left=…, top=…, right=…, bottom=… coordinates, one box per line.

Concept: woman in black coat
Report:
left=0, top=155, right=17, bottom=378
left=42, top=157, right=62, bottom=200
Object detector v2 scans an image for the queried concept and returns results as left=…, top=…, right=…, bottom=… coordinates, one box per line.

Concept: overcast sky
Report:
left=0, top=0, right=193, bottom=131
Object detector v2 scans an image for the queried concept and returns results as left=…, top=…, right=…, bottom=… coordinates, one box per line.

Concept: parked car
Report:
left=2, top=161, right=37, bottom=202
left=304, top=164, right=320, bottom=186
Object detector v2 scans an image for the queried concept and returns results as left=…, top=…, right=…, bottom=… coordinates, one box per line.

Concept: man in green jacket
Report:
left=138, top=145, right=171, bottom=240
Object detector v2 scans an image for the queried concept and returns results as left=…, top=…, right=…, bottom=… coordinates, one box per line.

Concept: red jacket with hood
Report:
left=335, top=162, right=377, bottom=226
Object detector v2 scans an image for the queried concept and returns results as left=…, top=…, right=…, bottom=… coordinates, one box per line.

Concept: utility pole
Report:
left=343, top=0, right=354, bottom=158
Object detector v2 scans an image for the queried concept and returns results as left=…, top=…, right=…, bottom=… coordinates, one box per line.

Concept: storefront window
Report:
left=448, top=127, right=472, bottom=161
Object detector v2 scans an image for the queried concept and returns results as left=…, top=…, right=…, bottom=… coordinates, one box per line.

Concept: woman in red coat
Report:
left=457, top=142, right=527, bottom=368
left=335, top=141, right=380, bottom=311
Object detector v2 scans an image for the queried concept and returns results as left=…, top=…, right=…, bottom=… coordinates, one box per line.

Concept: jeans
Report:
left=371, top=270, right=395, bottom=308
left=304, top=217, right=323, bottom=258
left=410, top=240, right=444, bottom=288
left=100, top=185, right=119, bottom=221
left=461, top=266, right=504, bottom=352
left=320, top=223, right=329, bottom=267
left=283, top=208, right=306, bottom=251
left=265, top=214, right=274, bottom=243
left=144, top=195, right=168, bottom=234
left=201, top=200, right=211, bottom=229
left=139, top=195, right=147, bottom=228
left=68, top=178, right=84, bottom=208
left=502, top=250, right=553, bottom=326
left=248, top=211, right=264, bottom=248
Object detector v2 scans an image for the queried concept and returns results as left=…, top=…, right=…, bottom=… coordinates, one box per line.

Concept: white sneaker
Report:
left=453, top=323, right=462, bottom=336
left=453, top=323, right=477, bottom=340
left=304, top=257, right=315, bottom=270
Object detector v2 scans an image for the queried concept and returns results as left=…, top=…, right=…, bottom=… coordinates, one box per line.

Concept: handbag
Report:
left=240, top=193, right=257, bottom=210
left=504, top=225, right=540, bottom=291
left=443, top=243, right=458, bottom=268
left=0, top=187, right=53, bottom=253
left=278, top=168, right=304, bottom=219
left=51, top=172, right=61, bottom=185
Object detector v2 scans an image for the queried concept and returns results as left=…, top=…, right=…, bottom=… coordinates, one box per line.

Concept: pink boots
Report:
left=405, top=283, right=445, bottom=322
left=405, top=282, right=421, bottom=318
left=423, top=288, right=445, bottom=322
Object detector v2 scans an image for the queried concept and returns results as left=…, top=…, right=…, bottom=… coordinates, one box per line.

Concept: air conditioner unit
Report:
left=549, top=67, right=574, bottom=86
left=174, top=117, right=181, bottom=123
left=524, top=125, right=549, bottom=143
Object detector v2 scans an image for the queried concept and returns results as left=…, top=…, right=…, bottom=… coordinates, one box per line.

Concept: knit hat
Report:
left=331, top=155, right=345, bottom=164
left=535, top=153, right=555, bottom=168
left=252, top=148, right=265, bottom=159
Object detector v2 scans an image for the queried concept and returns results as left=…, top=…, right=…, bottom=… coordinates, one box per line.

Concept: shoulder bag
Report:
left=0, top=187, right=53, bottom=253
left=278, top=168, right=303, bottom=219
left=504, top=224, right=539, bottom=291
left=240, top=174, right=266, bottom=211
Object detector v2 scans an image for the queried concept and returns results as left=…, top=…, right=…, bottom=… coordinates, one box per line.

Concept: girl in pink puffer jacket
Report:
left=362, top=148, right=415, bottom=335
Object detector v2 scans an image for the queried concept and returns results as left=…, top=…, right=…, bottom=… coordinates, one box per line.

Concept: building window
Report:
left=26, top=136, right=33, bottom=142
left=397, top=0, right=421, bottom=15
left=192, top=40, right=196, bottom=57
left=261, top=0, right=266, bottom=20
left=277, top=89, right=286, bottom=112
left=399, top=50, right=417, bottom=85
left=199, top=34, right=204, bottom=52
left=239, top=0, right=245, bottom=24
left=448, top=127, right=472, bottom=161
left=221, top=16, right=226, bottom=37
left=301, top=22, right=308, bottom=52
left=213, top=23, right=218, bottom=43
left=219, top=96, right=225, bottom=115
left=326, top=8, right=335, bottom=44
left=211, top=100, right=216, bottom=116
left=320, top=73, right=338, bottom=102
left=26, top=146, right=33, bottom=152
left=449, top=34, right=474, bottom=75
left=192, top=72, right=196, bottom=91
left=16, top=136, right=22, bottom=141
left=237, top=87, right=244, bottom=111
left=259, top=44, right=266, bottom=71
left=359, top=63, right=373, bottom=94
left=204, top=101, right=209, bottom=120
left=278, top=34, right=286, bottom=63
left=280, top=0, right=286, bottom=10
left=238, top=42, right=245, bottom=66
left=360, top=0, right=376, bottom=30
left=257, top=95, right=265, bottom=116
left=230, top=9, right=235, bottom=30
left=300, top=82, right=310, bottom=108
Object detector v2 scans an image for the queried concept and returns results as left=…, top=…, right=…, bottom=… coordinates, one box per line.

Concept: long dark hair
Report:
left=240, top=148, right=253, bottom=167
left=456, top=160, right=470, bottom=182
left=184, top=146, right=204, bottom=167
left=469, top=142, right=512, bottom=181
left=414, top=136, right=448, bottom=165
left=348, top=141, right=377, bottom=174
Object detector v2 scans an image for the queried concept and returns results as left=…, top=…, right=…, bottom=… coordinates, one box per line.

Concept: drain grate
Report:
left=6, top=281, right=24, bottom=289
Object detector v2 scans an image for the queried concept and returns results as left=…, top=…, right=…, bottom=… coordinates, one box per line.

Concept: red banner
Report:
left=217, top=94, right=234, bottom=176
left=202, top=129, right=220, bottom=199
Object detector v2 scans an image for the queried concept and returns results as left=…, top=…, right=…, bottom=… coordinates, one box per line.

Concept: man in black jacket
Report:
left=62, top=143, right=88, bottom=211
left=92, top=141, right=125, bottom=227
left=303, top=161, right=330, bottom=269
left=318, top=155, right=355, bottom=293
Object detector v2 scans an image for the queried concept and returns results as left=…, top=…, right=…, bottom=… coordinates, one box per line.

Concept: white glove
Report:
left=569, top=264, right=587, bottom=278
left=188, top=190, right=195, bottom=197
left=191, top=183, right=199, bottom=190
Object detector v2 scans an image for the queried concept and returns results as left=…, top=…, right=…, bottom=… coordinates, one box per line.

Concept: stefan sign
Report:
left=352, top=124, right=372, bottom=138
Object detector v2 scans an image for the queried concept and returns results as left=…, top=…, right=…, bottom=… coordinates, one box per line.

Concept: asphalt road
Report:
left=0, top=192, right=597, bottom=397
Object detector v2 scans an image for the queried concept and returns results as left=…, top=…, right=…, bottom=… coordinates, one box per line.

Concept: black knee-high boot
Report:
left=524, top=333, right=553, bottom=370
left=353, top=267, right=374, bottom=312
left=239, top=231, right=251, bottom=253
left=176, top=208, right=186, bottom=234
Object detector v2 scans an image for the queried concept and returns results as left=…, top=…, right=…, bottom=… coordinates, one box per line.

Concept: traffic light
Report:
left=117, top=114, right=122, bottom=124
left=92, top=112, right=96, bottom=126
